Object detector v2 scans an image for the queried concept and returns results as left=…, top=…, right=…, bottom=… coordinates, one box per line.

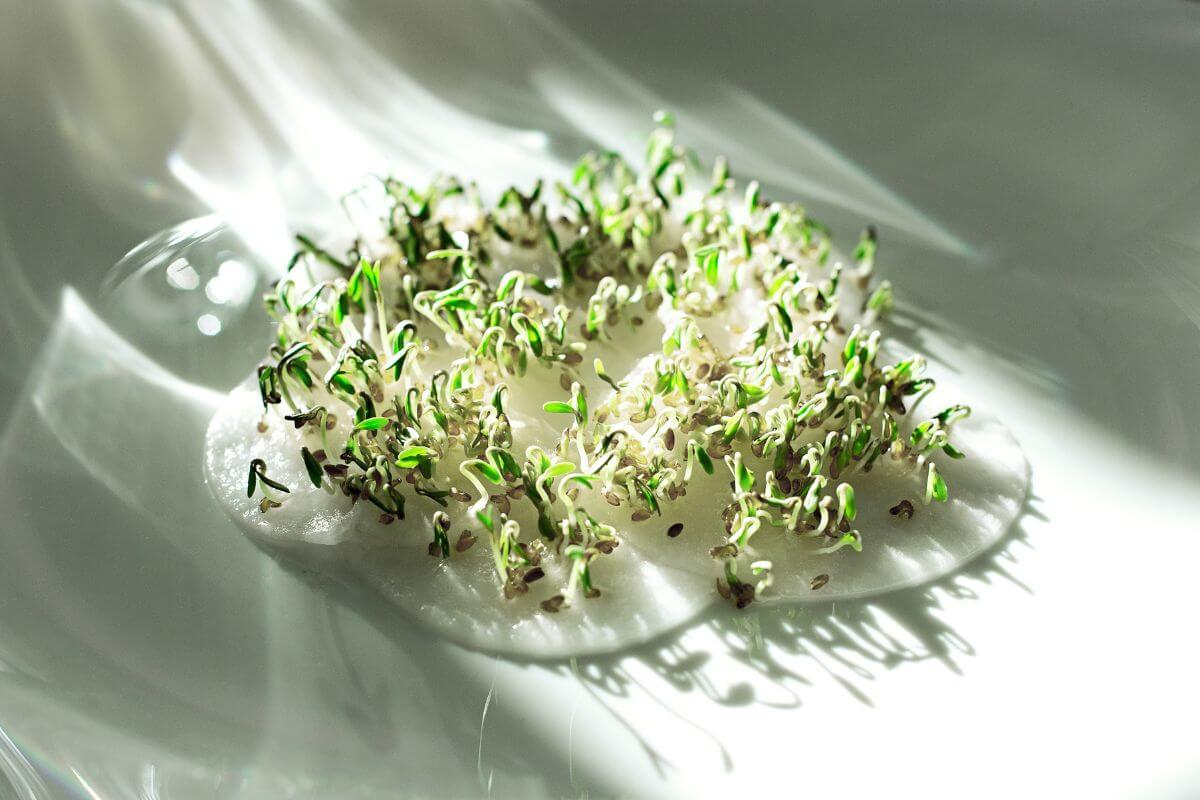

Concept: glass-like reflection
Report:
left=99, top=217, right=272, bottom=390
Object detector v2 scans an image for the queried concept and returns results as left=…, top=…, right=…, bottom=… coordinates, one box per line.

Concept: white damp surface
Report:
left=204, top=380, right=712, bottom=657
left=205, top=382, right=360, bottom=547
left=206, top=370, right=1027, bottom=657
left=614, top=387, right=1028, bottom=603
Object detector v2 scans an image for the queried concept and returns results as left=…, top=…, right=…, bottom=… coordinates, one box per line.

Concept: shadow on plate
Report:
left=511, top=494, right=1042, bottom=776
left=259, top=488, right=1041, bottom=788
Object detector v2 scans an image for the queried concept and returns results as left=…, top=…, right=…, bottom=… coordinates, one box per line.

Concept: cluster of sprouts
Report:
left=247, top=114, right=968, bottom=611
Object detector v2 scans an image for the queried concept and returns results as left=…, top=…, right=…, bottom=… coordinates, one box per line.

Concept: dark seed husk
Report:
left=733, top=583, right=755, bottom=609
left=490, top=494, right=511, bottom=514
left=594, top=539, right=618, bottom=554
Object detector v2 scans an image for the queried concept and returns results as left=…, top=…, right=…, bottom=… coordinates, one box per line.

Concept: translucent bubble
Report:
left=166, top=257, right=200, bottom=290
left=197, top=313, right=222, bottom=336
left=99, top=216, right=274, bottom=388
left=204, top=259, right=256, bottom=305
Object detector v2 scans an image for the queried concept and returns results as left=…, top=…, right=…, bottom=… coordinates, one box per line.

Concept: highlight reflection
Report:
left=0, top=290, right=268, bottom=799
left=39, top=0, right=966, bottom=268
left=30, top=289, right=223, bottom=511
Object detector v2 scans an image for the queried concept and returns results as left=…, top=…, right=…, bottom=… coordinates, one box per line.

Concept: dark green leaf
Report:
left=301, top=447, right=323, bottom=487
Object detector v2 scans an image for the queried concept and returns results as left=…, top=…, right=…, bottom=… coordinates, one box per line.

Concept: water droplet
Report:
left=197, top=314, right=222, bottom=336
left=205, top=259, right=256, bottom=305
left=166, top=257, right=199, bottom=290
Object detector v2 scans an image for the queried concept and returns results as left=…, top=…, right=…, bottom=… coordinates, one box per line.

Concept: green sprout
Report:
left=247, top=458, right=289, bottom=503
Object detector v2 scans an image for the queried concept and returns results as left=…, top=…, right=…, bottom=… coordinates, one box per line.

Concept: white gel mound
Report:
left=207, top=370, right=1027, bottom=656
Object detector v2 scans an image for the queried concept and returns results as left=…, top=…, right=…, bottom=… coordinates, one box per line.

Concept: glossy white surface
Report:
left=2, top=1, right=1199, bottom=797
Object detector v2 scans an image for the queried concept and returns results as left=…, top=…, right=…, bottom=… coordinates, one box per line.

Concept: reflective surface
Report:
left=2, top=1, right=1199, bottom=797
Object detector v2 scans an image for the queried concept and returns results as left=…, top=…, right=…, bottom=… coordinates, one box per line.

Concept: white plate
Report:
left=2, top=2, right=1200, bottom=798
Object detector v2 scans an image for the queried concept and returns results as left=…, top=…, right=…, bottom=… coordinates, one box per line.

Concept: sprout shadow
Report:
left=504, top=492, right=1043, bottom=779
left=660, top=509, right=1033, bottom=704
left=264, top=490, right=1041, bottom=789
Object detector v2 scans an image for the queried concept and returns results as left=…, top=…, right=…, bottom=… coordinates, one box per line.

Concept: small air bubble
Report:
left=197, top=314, right=222, bottom=336
left=205, top=259, right=256, bottom=305
left=166, top=258, right=199, bottom=290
